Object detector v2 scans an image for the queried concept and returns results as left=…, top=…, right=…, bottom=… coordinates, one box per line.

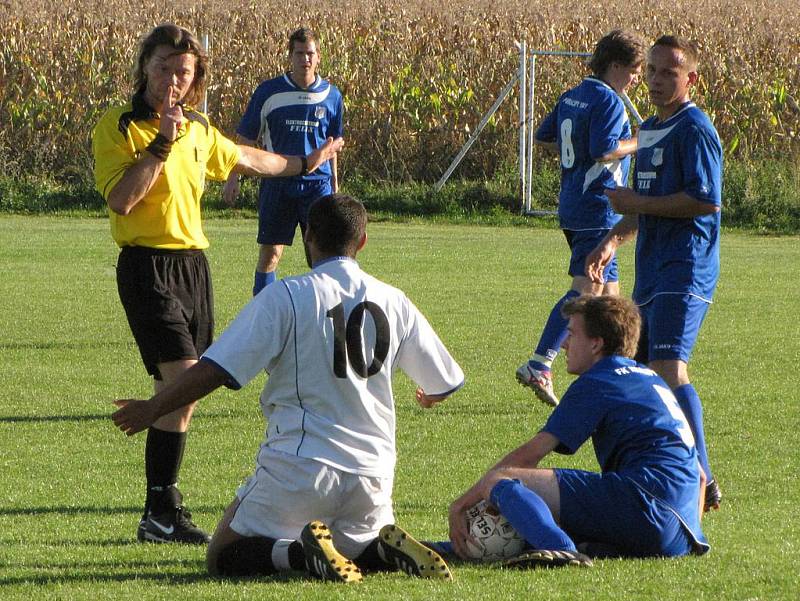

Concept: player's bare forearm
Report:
left=599, top=136, right=638, bottom=162
left=332, top=153, right=339, bottom=193
left=234, top=136, right=344, bottom=178
left=106, top=154, right=165, bottom=215
left=607, top=188, right=719, bottom=218
left=107, top=87, right=185, bottom=215
left=112, top=360, right=228, bottom=436
left=485, top=432, right=558, bottom=481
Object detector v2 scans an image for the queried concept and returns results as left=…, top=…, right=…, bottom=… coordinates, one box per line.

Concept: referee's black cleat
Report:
left=138, top=506, right=211, bottom=544
left=378, top=524, right=453, bottom=580
left=301, top=521, right=362, bottom=583
left=504, top=549, right=593, bottom=569
left=704, top=478, right=722, bottom=512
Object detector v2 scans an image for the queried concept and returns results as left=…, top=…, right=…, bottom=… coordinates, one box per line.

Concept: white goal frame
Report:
left=435, top=44, right=643, bottom=215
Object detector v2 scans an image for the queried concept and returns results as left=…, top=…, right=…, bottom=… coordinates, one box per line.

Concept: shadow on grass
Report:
left=0, top=504, right=222, bottom=518
left=0, top=414, right=110, bottom=424
left=0, top=410, right=251, bottom=424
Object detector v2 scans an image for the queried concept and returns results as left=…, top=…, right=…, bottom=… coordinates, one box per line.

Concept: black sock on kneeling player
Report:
left=215, top=537, right=305, bottom=576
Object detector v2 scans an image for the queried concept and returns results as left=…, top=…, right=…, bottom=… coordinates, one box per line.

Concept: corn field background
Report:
left=1, top=0, right=799, bottom=184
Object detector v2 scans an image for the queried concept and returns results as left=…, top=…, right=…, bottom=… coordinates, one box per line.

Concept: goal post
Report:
left=435, top=44, right=643, bottom=214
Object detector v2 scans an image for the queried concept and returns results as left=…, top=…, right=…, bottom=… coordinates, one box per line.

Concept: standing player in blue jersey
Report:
left=586, top=36, right=723, bottom=511
left=450, top=296, right=709, bottom=566
left=224, top=27, right=344, bottom=295
left=516, top=30, right=645, bottom=407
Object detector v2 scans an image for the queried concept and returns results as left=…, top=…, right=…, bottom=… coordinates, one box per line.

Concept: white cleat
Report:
left=515, top=363, right=559, bottom=407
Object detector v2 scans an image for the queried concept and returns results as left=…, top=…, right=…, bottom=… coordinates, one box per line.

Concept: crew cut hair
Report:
left=307, top=194, right=367, bottom=257
left=651, top=35, right=700, bottom=70
left=288, top=27, right=318, bottom=53
left=562, top=295, right=641, bottom=358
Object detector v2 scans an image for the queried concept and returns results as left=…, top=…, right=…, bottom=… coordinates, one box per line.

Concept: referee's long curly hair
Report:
left=133, top=23, right=208, bottom=108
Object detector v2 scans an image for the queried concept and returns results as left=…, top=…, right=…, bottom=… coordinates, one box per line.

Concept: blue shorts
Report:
left=556, top=468, right=694, bottom=557
left=637, top=294, right=710, bottom=363
left=257, top=178, right=333, bottom=245
left=563, top=229, right=618, bottom=283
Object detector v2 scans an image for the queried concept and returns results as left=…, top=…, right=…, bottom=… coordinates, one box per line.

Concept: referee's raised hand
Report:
left=159, top=84, right=184, bottom=141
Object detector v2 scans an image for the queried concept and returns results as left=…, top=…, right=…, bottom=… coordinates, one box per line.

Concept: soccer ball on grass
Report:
left=463, top=500, right=526, bottom=561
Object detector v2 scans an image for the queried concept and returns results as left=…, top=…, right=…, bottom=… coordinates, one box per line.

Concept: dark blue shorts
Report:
left=556, top=468, right=694, bottom=557
left=257, top=178, right=333, bottom=245
left=637, top=294, right=710, bottom=363
left=563, top=229, right=618, bottom=283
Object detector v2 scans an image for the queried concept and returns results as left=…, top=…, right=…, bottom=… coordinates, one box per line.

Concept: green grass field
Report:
left=1, top=216, right=798, bottom=600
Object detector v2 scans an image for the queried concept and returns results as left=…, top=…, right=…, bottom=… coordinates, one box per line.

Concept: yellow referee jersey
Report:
left=93, top=94, right=241, bottom=249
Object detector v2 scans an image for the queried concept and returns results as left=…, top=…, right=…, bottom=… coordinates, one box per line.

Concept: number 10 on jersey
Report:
left=326, top=302, right=390, bottom=379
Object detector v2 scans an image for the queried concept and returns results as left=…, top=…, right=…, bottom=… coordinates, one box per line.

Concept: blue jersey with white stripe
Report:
left=633, top=102, right=722, bottom=304
left=543, top=355, right=708, bottom=552
left=536, top=77, right=631, bottom=230
left=237, top=74, right=344, bottom=180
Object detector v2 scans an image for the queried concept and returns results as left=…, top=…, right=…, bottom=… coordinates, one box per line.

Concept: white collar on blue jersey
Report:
left=312, top=255, right=358, bottom=269
left=284, top=73, right=322, bottom=91
left=656, top=101, right=696, bottom=125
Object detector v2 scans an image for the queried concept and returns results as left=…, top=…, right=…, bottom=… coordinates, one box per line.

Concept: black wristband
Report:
left=300, top=155, right=309, bottom=175
left=146, top=133, right=174, bottom=162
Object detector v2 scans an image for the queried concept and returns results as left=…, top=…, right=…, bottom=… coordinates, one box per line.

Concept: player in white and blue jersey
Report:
left=223, top=27, right=344, bottom=295
left=517, top=31, right=645, bottom=407
left=112, top=195, right=463, bottom=582
left=586, top=36, right=723, bottom=511
left=450, top=296, right=709, bottom=567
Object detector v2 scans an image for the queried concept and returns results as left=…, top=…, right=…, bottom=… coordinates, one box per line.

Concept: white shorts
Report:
left=230, top=448, right=395, bottom=558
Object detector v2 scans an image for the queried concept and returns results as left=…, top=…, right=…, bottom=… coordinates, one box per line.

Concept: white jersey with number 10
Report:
left=202, top=257, right=464, bottom=479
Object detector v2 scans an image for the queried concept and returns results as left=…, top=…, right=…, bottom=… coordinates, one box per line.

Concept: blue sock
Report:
left=530, top=289, right=581, bottom=371
left=253, top=271, right=277, bottom=296
left=490, top=479, right=576, bottom=552
left=673, top=384, right=712, bottom=480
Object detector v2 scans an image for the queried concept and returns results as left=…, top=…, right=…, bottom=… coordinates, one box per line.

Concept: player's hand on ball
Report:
left=112, top=399, right=158, bottom=436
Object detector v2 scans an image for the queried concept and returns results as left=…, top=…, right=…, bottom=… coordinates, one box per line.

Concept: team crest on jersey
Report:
left=651, top=148, right=664, bottom=166
left=315, top=106, right=327, bottom=119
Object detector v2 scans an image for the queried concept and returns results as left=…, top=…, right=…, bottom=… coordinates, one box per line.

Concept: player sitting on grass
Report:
left=450, top=295, right=709, bottom=567
left=516, top=30, right=645, bottom=407
left=112, top=194, right=464, bottom=582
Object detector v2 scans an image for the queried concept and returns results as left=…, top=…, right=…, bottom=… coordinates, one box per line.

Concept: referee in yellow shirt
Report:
left=93, top=23, right=343, bottom=544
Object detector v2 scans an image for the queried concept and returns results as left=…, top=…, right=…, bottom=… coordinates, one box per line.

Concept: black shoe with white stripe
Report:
left=138, top=506, right=210, bottom=544
left=301, top=521, right=363, bottom=583
left=378, top=524, right=452, bottom=580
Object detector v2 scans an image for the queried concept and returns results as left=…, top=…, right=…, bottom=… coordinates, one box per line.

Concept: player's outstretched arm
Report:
left=112, top=360, right=228, bottom=436
left=448, top=432, right=559, bottom=558
left=234, top=136, right=344, bottom=178
left=222, top=134, right=257, bottom=206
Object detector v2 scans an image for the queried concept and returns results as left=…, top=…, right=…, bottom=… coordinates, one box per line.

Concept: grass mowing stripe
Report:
left=0, top=216, right=798, bottom=599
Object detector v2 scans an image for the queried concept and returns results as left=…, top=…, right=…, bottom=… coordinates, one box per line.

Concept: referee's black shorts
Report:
left=116, top=246, right=214, bottom=380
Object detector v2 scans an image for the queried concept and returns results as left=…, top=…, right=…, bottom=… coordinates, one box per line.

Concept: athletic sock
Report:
left=531, top=289, right=581, bottom=370
left=253, top=270, right=277, bottom=295
left=673, top=383, right=713, bottom=480
left=215, top=537, right=304, bottom=576
left=490, top=479, right=576, bottom=552
left=144, top=427, right=186, bottom=515
left=354, top=538, right=394, bottom=573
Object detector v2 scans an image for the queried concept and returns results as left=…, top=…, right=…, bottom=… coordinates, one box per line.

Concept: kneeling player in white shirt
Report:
left=112, top=194, right=464, bottom=583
